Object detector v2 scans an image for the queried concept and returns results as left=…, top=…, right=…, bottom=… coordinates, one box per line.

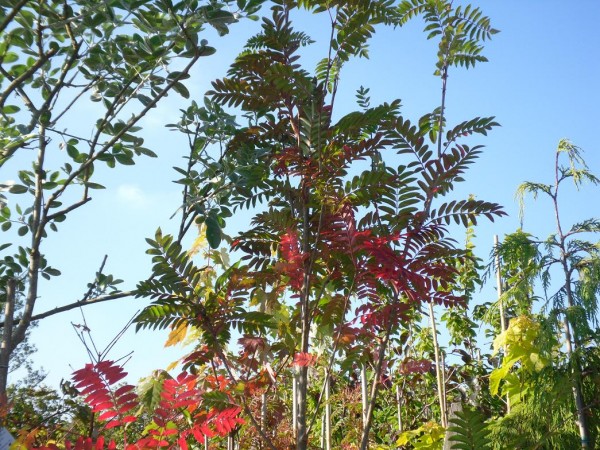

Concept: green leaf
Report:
left=9, top=185, right=28, bottom=194
left=2, top=105, right=20, bottom=114
left=2, top=52, right=18, bottom=63
left=172, top=82, right=190, bottom=99
left=489, top=356, right=520, bottom=396
left=205, top=216, right=222, bottom=249
left=85, top=182, right=106, bottom=189
left=66, top=145, right=79, bottom=159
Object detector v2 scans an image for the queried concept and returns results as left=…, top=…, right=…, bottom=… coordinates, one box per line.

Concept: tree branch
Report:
left=0, top=47, right=59, bottom=110
left=0, top=290, right=136, bottom=328
left=0, top=0, right=29, bottom=34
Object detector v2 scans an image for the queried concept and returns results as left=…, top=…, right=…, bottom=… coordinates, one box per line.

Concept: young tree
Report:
left=515, top=140, right=600, bottom=449
left=135, top=1, right=504, bottom=449
left=0, top=0, right=257, bottom=400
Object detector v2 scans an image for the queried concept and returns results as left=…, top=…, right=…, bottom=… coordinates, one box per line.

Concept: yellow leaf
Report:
left=188, top=224, right=207, bottom=257
left=165, top=360, right=179, bottom=372
left=182, top=325, right=201, bottom=346
left=165, top=322, right=188, bottom=348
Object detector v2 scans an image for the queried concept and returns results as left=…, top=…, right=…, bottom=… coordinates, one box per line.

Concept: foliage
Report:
left=132, top=1, right=504, bottom=449
left=17, top=359, right=245, bottom=449
left=447, top=406, right=490, bottom=450
left=489, top=315, right=551, bottom=402
left=483, top=141, right=600, bottom=449
left=0, top=0, right=264, bottom=405
left=397, top=421, right=444, bottom=449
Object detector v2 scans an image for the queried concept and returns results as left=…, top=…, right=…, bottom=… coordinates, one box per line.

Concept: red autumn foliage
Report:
left=292, top=352, right=318, bottom=367
left=33, top=361, right=246, bottom=450
left=71, top=360, right=137, bottom=430
left=277, top=229, right=308, bottom=292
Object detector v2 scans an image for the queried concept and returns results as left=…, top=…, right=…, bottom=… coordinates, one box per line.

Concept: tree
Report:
left=0, top=0, right=261, bottom=401
left=513, top=140, right=600, bottom=449
left=134, top=1, right=504, bottom=449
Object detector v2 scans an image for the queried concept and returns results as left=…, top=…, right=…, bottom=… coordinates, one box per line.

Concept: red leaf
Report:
left=114, top=384, right=134, bottom=397
left=212, top=407, right=244, bottom=436
left=105, top=419, right=122, bottom=430
left=117, top=392, right=139, bottom=406
left=277, top=230, right=307, bottom=292
left=399, top=358, right=433, bottom=374
left=292, top=352, right=317, bottom=367
left=178, top=435, right=189, bottom=450
left=97, top=410, right=119, bottom=421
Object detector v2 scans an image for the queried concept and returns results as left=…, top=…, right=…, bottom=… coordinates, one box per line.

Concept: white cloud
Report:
left=116, top=184, right=150, bottom=208
left=0, top=180, right=15, bottom=191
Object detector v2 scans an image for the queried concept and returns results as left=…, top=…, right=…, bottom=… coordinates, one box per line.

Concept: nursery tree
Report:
left=0, top=0, right=258, bottom=399
left=514, top=140, right=600, bottom=449
left=135, top=1, right=504, bottom=449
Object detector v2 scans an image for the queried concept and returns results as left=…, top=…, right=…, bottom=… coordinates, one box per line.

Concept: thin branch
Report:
left=0, top=48, right=59, bottom=110
left=0, top=0, right=29, bottom=34
left=45, top=50, right=203, bottom=210
left=0, top=65, right=39, bottom=115
left=45, top=195, right=92, bottom=223
left=50, top=78, right=98, bottom=125
left=0, top=291, right=136, bottom=328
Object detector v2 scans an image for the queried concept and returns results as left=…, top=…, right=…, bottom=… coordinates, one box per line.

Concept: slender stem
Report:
left=361, top=364, right=368, bottom=426
left=324, top=371, right=331, bottom=450
left=396, top=384, right=403, bottom=433
left=292, top=368, right=298, bottom=439
left=0, top=0, right=29, bottom=34
left=0, top=279, right=16, bottom=400
left=494, top=234, right=510, bottom=413
left=428, top=301, right=447, bottom=427
left=552, top=151, right=589, bottom=448
left=360, top=323, right=393, bottom=450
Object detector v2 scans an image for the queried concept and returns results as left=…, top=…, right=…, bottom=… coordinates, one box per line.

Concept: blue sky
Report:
left=5, top=1, right=600, bottom=388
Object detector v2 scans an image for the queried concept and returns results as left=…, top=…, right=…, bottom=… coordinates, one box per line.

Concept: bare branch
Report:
left=0, top=291, right=136, bottom=328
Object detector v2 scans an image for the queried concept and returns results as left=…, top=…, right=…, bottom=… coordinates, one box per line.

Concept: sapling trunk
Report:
left=361, top=365, right=368, bottom=426
left=396, top=384, right=403, bottom=433
left=550, top=149, right=590, bottom=449
left=0, top=278, right=16, bottom=401
left=428, top=301, right=447, bottom=427
left=360, top=326, right=392, bottom=450
left=494, top=235, right=510, bottom=413
left=292, top=370, right=298, bottom=439
left=324, top=371, right=331, bottom=450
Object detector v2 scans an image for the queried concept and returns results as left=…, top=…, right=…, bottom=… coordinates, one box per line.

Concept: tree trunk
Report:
left=396, top=384, right=403, bottom=433
left=361, top=365, right=368, bottom=426
left=494, top=235, right=510, bottom=413
left=296, top=365, right=309, bottom=450
left=292, top=369, right=298, bottom=439
left=442, top=402, right=463, bottom=450
left=0, top=278, right=16, bottom=400
left=324, top=371, right=331, bottom=450
left=360, top=327, right=392, bottom=450
left=562, top=300, right=589, bottom=449
left=428, top=301, right=447, bottom=427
